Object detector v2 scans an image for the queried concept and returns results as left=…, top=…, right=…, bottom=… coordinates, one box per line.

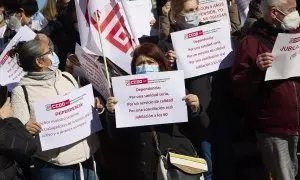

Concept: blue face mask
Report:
left=48, top=52, right=60, bottom=70
left=136, top=64, right=159, bottom=74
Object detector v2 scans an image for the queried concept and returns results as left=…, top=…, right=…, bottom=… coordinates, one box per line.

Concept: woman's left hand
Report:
left=183, top=94, right=199, bottom=113
left=94, top=97, right=104, bottom=110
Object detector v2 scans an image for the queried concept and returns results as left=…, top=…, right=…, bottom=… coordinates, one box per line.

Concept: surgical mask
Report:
left=6, top=15, right=22, bottom=31
left=48, top=52, right=60, bottom=70
left=136, top=64, right=159, bottom=74
left=178, top=12, right=200, bottom=29
left=29, top=12, right=48, bottom=31
left=278, top=10, right=300, bottom=30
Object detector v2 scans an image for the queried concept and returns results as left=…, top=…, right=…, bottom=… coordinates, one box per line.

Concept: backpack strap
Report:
left=62, top=74, right=75, bottom=87
left=251, top=33, right=275, bottom=50
left=21, top=85, right=30, bottom=114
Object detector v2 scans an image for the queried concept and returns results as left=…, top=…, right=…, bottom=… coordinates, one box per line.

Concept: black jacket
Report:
left=158, top=34, right=212, bottom=143
left=0, top=118, right=37, bottom=180
left=39, top=20, right=70, bottom=71
left=103, top=112, right=196, bottom=180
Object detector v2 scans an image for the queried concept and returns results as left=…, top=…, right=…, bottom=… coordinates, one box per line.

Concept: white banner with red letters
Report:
left=112, top=71, right=188, bottom=128
left=171, top=20, right=232, bottom=79
left=75, top=44, right=111, bottom=100
left=266, top=33, right=300, bottom=81
left=34, top=84, right=102, bottom=151
left=198, top=0, right=230, bottom=23
left=0, top=26, right=36, bottom=86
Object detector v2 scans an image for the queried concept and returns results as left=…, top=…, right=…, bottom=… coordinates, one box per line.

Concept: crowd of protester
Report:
left=1, top=0, right=300, bottom=179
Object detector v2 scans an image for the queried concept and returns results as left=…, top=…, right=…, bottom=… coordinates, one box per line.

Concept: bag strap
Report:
left=62, top=74, right=75, bottom=87
left=151, top=127, right=163, bottom=156
left=21, top=85, right=30, bottom=114
left=21, top=74, right=75, bottom=114
left=251, top=33, right=275, bottom=50
left=151, top=127, right=199, bottom=157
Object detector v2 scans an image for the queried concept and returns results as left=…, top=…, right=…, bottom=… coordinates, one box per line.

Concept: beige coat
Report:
left=11, top=70, right=100, bottom=166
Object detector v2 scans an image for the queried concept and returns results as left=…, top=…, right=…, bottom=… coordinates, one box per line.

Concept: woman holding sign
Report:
left=10, top=34, right=102, bottom=180
left=105, top=43, right=203, bottom=180
left=158, top=0, right=241, bottom=179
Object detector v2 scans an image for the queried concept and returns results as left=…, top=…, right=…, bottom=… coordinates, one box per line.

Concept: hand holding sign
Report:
left=183, top=94, right=199, bottom=113
left=256, top=52, right=274, bottom=71
left=25, top=120, right=42, bottom=135
left=107, top=97, right=118, bottom=113
left=165, top=50, right=177, bottom=68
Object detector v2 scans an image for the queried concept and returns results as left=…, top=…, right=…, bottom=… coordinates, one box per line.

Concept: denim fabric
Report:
left=196, top=141, right=212, bottom=180
left=30, top=158, right=98, bottom=180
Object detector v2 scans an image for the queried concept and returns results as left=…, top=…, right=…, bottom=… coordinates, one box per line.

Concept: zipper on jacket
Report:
left=293, top=82, right=299, bottom=135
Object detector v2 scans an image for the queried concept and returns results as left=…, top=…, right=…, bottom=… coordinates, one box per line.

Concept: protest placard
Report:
left=75, top=44, right=111, bottom=100
left=265, top=33, right=300, bottom=81
left=0, top=26, right=36, bottom=86
left=111, top=71, right=188, bottom=128
left=34, top=84, right=102, bottom=151
left=171, top=20, right=232, bottom=79
left=198, top=0, right=230, bottom=23
left=122, top=0, right=158, bottom=38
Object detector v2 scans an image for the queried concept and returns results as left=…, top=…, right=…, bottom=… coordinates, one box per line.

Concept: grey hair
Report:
left=10, top=39, right=44, bottom=72
left=260, top=0, right=287, bottom=16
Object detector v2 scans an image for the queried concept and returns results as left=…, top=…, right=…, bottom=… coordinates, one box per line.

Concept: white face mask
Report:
left=279, top=10, right=300, bottom=30
left=6, top=15, right=22, bottom=31
left=48, top=52, right=60, bottom=70
left=178, top=12, right=200, bottom=29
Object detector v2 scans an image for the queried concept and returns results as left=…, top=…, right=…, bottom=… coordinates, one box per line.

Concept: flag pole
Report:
left=94, top=11, right=111, bottom=89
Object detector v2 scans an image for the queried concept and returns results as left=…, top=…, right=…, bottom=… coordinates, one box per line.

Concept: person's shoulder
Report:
left=11, top=85, right=24, bottom=95
left=59, top=70, right=78, bottom=87
left=61, top=71, right=75, bottom=79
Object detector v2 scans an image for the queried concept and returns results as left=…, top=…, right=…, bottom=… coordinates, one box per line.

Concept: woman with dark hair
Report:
left=104, top=43, right=201, bottom=180
left=130, top=43, right=170, bottom=74
left=9, top=34, right=102, bottom=180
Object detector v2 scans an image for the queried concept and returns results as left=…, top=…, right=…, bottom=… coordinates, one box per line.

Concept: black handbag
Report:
left=151, top=128, right=207, bottom=180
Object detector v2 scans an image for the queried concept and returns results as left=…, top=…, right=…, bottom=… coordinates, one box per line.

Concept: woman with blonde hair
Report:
left=41, top=0, right=58, bottom=21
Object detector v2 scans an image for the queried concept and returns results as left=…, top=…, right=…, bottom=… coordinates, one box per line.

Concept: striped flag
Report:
left=75, top=0, right=136, bottom=73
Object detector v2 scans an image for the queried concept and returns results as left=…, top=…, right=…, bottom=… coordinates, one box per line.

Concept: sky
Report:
left=37, top=0, right=47, bottom=10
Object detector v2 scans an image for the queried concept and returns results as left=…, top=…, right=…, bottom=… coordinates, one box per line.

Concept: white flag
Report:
left=75, top=0, right=136, bottom=73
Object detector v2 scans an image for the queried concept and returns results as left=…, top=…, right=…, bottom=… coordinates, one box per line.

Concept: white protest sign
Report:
left=34, top=84, right=102, bottom=151
left=0, top=26, right=36, bottom=86
left=122, top=0, right=158, bottom=38
left=75, top=44, right=111, bottom=100
left=265, top=33, right=300, bottom=81
left=112, top=71, right=188, bottom=128
left=198, top=0, right=230, bottom=23
left=171, top=20, right=232, bottom=79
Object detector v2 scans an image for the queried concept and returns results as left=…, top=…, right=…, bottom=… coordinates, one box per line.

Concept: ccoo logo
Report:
left=126, top=78, right=148, bottom=86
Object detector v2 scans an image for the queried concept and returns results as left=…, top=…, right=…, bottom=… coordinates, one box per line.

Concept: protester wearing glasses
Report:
left=10, top=34, right=101, bottom=180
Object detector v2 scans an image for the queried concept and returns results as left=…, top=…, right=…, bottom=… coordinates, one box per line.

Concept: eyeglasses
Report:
left=36, top=49, right=53, bottom=59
